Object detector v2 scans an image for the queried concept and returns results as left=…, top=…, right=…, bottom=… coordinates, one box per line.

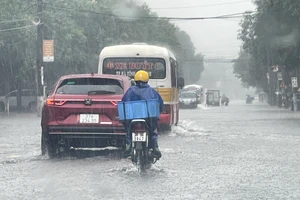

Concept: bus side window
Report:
left=170, top=58, right=177, bottom=87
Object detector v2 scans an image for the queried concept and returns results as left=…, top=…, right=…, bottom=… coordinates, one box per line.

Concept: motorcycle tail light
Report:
left=131, top=123, right=146, bottom=132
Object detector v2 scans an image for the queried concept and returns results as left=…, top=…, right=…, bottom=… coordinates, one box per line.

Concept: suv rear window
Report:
left=56, top=78, right=123, bottom=95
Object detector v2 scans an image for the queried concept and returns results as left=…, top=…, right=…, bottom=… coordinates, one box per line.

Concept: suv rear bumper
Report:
left=46, top=126, right=126, bottom=148
left=48, top=126, right=125, bottom=136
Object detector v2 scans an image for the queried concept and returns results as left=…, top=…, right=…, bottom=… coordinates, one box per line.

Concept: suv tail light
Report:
left=110, top=101, right=118, bottom=107
left=46, top=99, right=66, bottom=106
left=162, top=105, right=171, bottom=114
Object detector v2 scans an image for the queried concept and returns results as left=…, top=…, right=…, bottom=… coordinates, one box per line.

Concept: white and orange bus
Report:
left=97, top=43, right=184, bottom=130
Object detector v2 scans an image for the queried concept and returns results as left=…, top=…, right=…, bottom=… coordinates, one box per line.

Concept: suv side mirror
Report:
left=177, top=77, right=185, bottom=89
left=46, top=90, right=52, bottom=97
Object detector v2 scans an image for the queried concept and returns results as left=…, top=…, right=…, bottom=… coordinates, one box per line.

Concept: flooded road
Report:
left=1, top=101, right=300, bottom=199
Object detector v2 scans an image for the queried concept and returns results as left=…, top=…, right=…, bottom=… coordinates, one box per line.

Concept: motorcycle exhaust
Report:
left=58, top=139, right=65, bottom=152
left=59, top=146, right=64, bottom=152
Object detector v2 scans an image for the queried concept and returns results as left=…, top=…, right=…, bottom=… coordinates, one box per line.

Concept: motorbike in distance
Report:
left=221, top=94, right=229, bottom=106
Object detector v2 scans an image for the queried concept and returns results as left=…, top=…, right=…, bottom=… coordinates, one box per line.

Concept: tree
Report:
left=0, top=0, right=204, bottom=94
left=0, top=0, right=37, bottom=94
left=235, top=0, right=300, bottom=91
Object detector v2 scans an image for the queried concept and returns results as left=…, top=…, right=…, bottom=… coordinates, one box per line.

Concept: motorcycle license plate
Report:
left=132, top=132, right=147, bottom=142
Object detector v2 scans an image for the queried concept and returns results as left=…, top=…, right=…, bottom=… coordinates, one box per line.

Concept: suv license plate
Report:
left=79, top=114, right=99, bottom=123
left=132, top=132, right=147, bottom=142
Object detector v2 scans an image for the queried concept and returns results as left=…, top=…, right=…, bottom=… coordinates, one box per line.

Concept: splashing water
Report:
left=171, top=120, right=211, bottom=137
left=198, top=104, right=210, bottom=110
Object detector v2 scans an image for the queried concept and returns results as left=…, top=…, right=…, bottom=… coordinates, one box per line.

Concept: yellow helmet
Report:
left=134, top=70, right=149, bottom=82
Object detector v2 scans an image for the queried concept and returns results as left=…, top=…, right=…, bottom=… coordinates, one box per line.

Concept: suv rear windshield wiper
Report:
left=87, top=90, right=116, bottom=95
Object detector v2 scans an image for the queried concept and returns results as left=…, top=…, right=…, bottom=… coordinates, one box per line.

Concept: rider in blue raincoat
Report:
left=122, top=70, right=164, bottom=158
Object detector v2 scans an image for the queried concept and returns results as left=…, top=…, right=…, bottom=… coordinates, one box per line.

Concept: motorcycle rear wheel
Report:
left=137, top=150, right=145, bottom=175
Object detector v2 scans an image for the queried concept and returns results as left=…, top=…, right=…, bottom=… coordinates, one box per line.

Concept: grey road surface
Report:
left=1, top=101, right=300, bottom=200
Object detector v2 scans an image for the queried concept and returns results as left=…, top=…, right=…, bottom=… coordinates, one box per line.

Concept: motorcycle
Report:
left=221, top=96, right=229, bottom=106
left=246, top=95, right=254, bottom=104
left=117, top=99, right=160, bottom=175
left=129, top=119, right=159, bottom=175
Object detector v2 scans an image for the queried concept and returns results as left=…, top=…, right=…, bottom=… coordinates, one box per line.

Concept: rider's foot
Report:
left=153, top=146, right=162, bottom=159
left=152, top=137, right=162, bottom=159
left=123, top=143, right=131, bottom=158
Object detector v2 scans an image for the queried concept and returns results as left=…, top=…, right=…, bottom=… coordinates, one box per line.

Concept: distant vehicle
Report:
left=97, top=43, right=185, bottom=130
left=41, top=74, right=133, bottom=158
left=206, top=90, right=220, bottom=106
left=181, top=84, right=204, bottom=104
left=246, top=95, right=254, bottom=104
left=221, top=94, right=229, bottom=106
left=0, top=89, right=36, bottom=112
left=179, top=92, right=198, bottom=108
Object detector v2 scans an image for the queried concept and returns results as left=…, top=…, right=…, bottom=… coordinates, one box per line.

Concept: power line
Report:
left=151, top=0, right=250, bottom=10
left=172, top=11, right=254, bottom=22
left=217, top=12, right=252, bottom=17
left=0, top=28, right=35, bottom=40
left=0, top=19, right=30, bottom=24
left=0, top=25, right=36, bottom=32
left=168, top=15, right=245, bottom=22
left=45, top=3, right=255, bottom=21
left=20, top=3, right=37, bottom=13
left=201, top=50, right=239, bottom=53
left=5, top=31, right=36, bottom=46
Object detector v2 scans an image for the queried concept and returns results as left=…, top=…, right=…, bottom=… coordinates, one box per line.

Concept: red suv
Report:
left=41, top=74, right=133, bottom=157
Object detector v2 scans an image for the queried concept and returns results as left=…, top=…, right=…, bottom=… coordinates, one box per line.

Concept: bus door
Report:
left=170, top=58, right=179, bottom=125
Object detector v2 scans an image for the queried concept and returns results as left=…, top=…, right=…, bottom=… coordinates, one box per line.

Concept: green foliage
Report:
left=0, top=0, right=36, bottom=94
left=235, top=0, right=300, bottom=90
left=0, top=0, right=203, bottom=94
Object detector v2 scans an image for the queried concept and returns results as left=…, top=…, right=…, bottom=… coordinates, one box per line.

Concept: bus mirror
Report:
left=130, top=79, right=136, bottom=86
left=178, top=77, right=185, bottom=89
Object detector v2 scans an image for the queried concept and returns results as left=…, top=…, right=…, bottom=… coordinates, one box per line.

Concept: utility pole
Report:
left=36, top=0, right=43, bottom=96
left=36, top=0, right=43, bottom=113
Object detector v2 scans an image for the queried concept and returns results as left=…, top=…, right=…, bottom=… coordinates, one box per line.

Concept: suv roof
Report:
left=59, top=74, right=130, bottom=81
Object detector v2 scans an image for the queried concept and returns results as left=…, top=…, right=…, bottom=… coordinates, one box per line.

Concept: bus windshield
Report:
left=103, top=57, right=166, bottom=79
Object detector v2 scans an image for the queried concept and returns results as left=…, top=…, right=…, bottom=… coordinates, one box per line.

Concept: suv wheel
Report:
left=41, top=129, right=58, bottom=158
left=41, top=129, right=48, bottom=156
